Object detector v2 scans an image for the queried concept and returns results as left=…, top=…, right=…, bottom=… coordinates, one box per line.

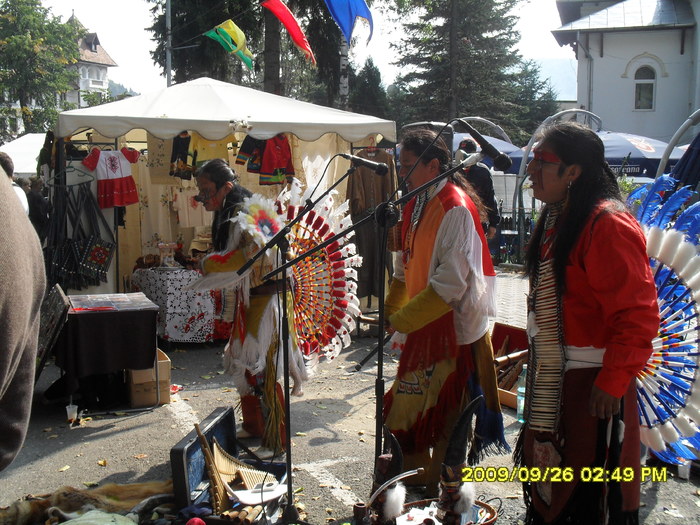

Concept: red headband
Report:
left=532, top=150, right=562, bottom=164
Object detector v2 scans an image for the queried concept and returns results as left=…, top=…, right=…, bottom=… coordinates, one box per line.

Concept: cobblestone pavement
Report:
left=492, top=267, right=528, bottom=330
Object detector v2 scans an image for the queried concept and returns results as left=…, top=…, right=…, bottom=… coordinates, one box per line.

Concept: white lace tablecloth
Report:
left=131, top=268, right=216, bottom=343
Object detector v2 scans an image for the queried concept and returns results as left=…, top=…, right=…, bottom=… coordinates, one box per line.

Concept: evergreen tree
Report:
left=506, top=59, right=559, bottom=144
left=349, top=58, right=389, bottom=119
left=0, top=0, right=83, bottom=139
left=390, top=0, right=558, bottom=140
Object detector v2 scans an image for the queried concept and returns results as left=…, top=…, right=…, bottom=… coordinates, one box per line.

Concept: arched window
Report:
left=634, top=66, right=655, bottom=110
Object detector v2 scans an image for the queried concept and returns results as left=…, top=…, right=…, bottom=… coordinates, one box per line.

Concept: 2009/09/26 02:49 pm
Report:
left=460, top=466, right=668, bottom=483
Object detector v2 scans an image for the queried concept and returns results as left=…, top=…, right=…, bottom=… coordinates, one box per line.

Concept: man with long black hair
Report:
left=516, top=122, right=659, bottom=524
left=195, top=159, right=307, bottom=458
left=383, top=129, right=508, bottom=497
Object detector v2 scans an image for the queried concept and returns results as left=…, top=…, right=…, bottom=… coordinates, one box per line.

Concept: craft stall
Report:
left=46, top=77, right=397, bottom=344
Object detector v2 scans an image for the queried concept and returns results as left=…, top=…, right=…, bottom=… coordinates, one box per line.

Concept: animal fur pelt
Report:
left=0, top=479, right=173, bottom=525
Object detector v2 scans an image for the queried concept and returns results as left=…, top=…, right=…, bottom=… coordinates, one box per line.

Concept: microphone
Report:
left=456, top=119, right=512, bottom=172
left=339, top=153, right=389, bottom=175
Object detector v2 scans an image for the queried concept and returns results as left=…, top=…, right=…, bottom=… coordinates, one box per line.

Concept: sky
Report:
left=41, top=0, right=576, bottom=98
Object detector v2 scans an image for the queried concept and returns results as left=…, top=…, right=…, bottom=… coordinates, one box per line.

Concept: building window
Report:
left=634, top=66, right=655, bottom=110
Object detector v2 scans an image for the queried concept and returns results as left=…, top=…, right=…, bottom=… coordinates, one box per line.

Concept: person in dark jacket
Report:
left=456, top=139, right=501, bottom=239
left=27, top=177, right=50, bottom=243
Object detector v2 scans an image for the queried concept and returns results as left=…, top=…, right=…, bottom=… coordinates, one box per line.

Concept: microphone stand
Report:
left=267, top=153, right=485, bottom=465
left=234, top=160, right=366, bottom=524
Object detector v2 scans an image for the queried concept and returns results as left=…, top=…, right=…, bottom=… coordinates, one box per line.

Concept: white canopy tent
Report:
left=52, top=77, right=396, bottom=295
left=57, top=77, right=396, bottom=143
left=0, top=133, right=45, bottom=178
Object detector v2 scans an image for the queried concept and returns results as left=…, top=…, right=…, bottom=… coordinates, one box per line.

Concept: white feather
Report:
left=674, top=414, right=698, bottom=437
left=645, top=226, right=664, bottom=258
left=679, top=255, right=700, bottom=281
left=657, top=229, right=685, bottom=266
left=683, top=401, right=700, bottom=420
left=646, top=426, right=667, bottom=452
left=338, top=329, right=351, bottom=348
left=639, top=426, right=651, bottom=449
left=340, top=244, right=357, bottom=257
left=660, top=421, right=679, bottom=444
left=332, top=199, right=350, bottom=219
left=339, top=216, right=354, bottom=230
left=346, top=301, right=361, bottom=317
left=686, top=271, right=700, bottom=292
left=452, top=482, right=476, bottom=515
left=670, top=242, right=696, bottom=274
left=345, top=256, right=363, bottom=269
left=382, top=483, right=407, bottom=520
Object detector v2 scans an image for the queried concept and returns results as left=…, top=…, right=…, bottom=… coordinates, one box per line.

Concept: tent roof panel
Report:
left=57, top=77, right=396, bottom=143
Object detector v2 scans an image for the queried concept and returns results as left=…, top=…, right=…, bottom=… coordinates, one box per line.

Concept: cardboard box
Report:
left=491, top=323, right=528, bottom=410
left=128, top=348, right=171, bottom=408
left=498, top=388, right=517, bottom=409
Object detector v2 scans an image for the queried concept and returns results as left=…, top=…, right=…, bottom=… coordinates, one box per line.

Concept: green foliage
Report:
left=146, top=0, right=345, bottom=106
left=0, top=0, right=82, bottom=136
left=387, top=0, right=558, bottom=142
left=147, top=0, right=261, bottom=85
left=503, top=60, right=560, bottom=144
left=617, top=174, right=637, bottom=197
left=81, top=89, right=115, bottom=107
left=348, top=58, right=389, bottom=119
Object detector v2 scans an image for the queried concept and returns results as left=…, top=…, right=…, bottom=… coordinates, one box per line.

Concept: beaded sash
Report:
left=525, top=202, right=566, bottom=432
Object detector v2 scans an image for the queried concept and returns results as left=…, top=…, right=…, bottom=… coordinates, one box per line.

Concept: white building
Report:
left=552, top=0, right=698, bottom=142
left=65, top=15, right=117, bottom=108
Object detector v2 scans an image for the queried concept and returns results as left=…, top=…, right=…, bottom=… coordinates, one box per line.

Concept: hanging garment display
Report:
left=170, top=131, right=194, bottom=179
left=259, top=133, right=295, bottom=185
left=82, top=147, right=140, bottom=208
left=44, top=180, right=116, bottom=290
left=235, top=136, right=266, bottom=173
left=345, top=147, right=397, bottom=298
left=190, top=132, right=234, bottom=169
left=146, top=133, right=177, bottom=185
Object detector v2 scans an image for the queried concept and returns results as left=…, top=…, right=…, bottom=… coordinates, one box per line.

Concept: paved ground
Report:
left=1, top=270, right=699, bottom=523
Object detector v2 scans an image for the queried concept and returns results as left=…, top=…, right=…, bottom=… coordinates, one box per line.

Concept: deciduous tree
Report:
left=0, top=0, right=82, bottom=139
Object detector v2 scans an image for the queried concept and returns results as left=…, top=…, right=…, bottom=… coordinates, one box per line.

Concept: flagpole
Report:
left=166, top=0, right=172, bottom=86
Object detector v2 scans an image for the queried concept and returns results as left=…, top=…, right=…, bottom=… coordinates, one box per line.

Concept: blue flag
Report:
left=323, top=0, right=374, bottom=44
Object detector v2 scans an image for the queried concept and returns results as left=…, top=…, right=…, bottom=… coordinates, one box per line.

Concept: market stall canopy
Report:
left=0, top=133, right=46, bottom=177
left=57, top=77, right=396, bottom=143
left=506, top=130, right=686, bottom=176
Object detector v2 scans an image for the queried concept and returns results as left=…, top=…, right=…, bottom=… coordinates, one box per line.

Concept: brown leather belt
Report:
left=250, top=280, right=286, bottom=296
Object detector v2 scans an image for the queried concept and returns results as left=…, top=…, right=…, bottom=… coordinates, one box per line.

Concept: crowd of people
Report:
left=0, top=124, right=661, bottom=525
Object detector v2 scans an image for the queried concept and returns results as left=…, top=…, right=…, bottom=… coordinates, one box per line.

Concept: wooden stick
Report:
left=494, top=349, right=529, bottom=369
left=243, top=505, right=264, bottom=524
left=359, top=314, right=378, bottom=325
left=222, top=510, right=240, bottom=521
left=501, top=360, right=524, bottom=391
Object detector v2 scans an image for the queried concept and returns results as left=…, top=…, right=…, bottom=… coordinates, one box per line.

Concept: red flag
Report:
left=261, top=0, right=316, bottom=65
